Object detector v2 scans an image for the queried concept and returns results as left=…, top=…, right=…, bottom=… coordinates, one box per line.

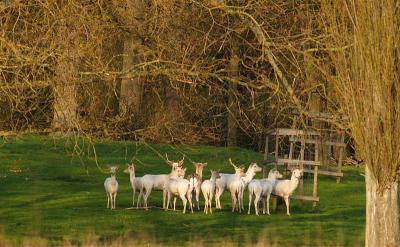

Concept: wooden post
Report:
left=299, top=135, right=305, bottom=207
left=263, top=135, right=269, bottom=178
left=313, top=143, right=319, bottom=208
left=336, top=132, right=345, bottom=183
left=287, top=139, right=294, bottom=177
left=274, top=134, right=279, bottom=170
left=264, top=135, right=269, bottom=160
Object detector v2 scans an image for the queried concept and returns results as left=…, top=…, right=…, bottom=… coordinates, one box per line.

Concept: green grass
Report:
left=0, top=135, right=365, bottom=246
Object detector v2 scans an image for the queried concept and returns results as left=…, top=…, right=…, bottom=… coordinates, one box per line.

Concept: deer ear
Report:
left=204, top=163, right=208, bottom=167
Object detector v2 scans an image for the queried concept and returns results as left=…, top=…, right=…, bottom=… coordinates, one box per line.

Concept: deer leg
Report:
left=231, top=194, right=237, bottom=212
left=106, top=193, right=110, bottom=208
left=137, top=188, right=143, bottom=208
left=255, top=195, right=261, bottom=216
left=209, top=191, right=213, bottom=214
left=240, top=189, right=245, bottom=211
left=205, top=196, right=208, bottom=214
left=162, top=189, right=167, bottom=209
left=196, top=186, right=200, bottom=210
left=143, top=188, right=151, bottom=210
left=181, top=194, right=187, bottom=214
left=113, top=192, right=117, bottom=209
left=266, top=194, right=270, bottom=215
left=173, top=197, right=177, bottom=211
left=238, top=192, right=242, bottom=213
left=284, top=196, right=290, bottom=215
left=132, top=190, right=135, bottom=207
left=248, top=192, right=253, bottom=214
left=166, top=191, right=171, bottom=211
left=215, top=187, right=222, bottom=209
left=187, top=192, right=193, bottom=214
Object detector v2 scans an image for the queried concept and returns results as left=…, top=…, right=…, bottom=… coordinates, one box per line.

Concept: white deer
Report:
left=238, top=162, right=263, bottom=211
left=215, top=158, right=245, bottom=209
left=104, top=166, right=119, bottom=210
left=247, top=168, right=283, bottom=215
left=139, top=155, right=184, bottom=209
left=191, top=162, right=208, bottom=210
left=166, top=168, right=194, bottom=214
left=273, top=168, right=303, bottom=215
left=123, top=163, right=142, bottom=208
left=201, top=170, right=221, bottom=214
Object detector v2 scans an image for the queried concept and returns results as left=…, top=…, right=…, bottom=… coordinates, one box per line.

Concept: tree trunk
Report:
left=52, top=58, right=78, bottom=130
left=365, top=165, right=400, bottom=247
left=227, top=53, right=239, bottom=146
left=119, top=39, right=144, bottom=117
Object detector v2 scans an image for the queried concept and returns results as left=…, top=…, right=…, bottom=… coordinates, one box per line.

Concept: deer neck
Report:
left=266, top=175, right=277, bottom=184
left=110, top=174, right=117, bottom=184
left=289, top=175, right=300, bottom=193
left=129, top=171, right=136, bottom=184
left=195, top=167, right=203, bottom=178
left=242, top=170, right=256, bottom=184
left=169, top=169, right=180, bottom=178
left=210, top=175, right=217, bottom=184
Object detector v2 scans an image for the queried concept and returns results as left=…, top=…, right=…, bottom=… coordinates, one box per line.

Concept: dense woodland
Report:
left=1, top=1, right=399, bottom=246
left=0, top=0, right=335, bottom=149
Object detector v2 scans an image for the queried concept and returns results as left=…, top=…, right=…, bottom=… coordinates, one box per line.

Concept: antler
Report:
left=179, top=156, right=185, bottom=165
left=165, top=153, right=173, bottom=166
left=228, top=158, right=238, bottom=169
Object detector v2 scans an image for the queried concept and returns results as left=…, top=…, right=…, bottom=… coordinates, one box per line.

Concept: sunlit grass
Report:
left=0, top=135, right=365, bottom=246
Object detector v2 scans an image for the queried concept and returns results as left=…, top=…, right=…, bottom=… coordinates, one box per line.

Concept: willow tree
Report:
left=321, top=1, right=400, bottom=246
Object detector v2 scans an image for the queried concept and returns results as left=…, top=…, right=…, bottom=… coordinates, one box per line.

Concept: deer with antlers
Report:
left=214, top=158, right=246, bottom=209
left=139, top=154, right=185, bottom=209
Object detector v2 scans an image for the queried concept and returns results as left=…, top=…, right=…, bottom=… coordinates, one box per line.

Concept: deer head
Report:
left=292, top=169, right=303, bottom=179
left=210, top=169, right=221, bottom=179
left=193, top=162, right=208, bottom=177
left=123, top=164, right=135, bottom=174
left=247, top=163, right=262, bottom=173
left=268, top=168, right=283, bottom=179
left=109, top=165, right=118, bottom=174
left=229, top=158, right=246, bottom=177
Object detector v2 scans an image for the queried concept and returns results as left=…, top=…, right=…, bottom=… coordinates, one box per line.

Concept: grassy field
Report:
left=0, top=135, right=365, bottom=246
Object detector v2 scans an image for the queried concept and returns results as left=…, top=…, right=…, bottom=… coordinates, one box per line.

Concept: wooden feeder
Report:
left=264, top=128, right=320, bottom=208
left=263, top=113, right=347, bottom=208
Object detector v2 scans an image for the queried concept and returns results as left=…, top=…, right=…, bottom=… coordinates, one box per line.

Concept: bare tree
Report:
left=320, top=1, right=400, bottom=246
left=227, top=46, right=240, bottom=146
left=52, top=56, right=78, bottom=130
